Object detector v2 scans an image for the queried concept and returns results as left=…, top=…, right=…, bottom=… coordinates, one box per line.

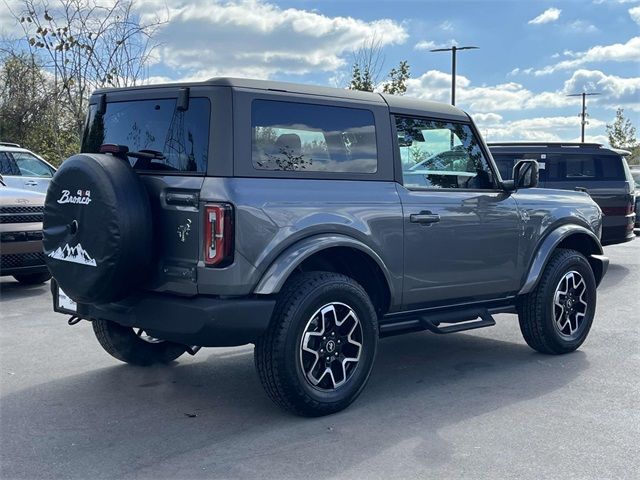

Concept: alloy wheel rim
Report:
left=553, top=271, right=588, bottom=339
left=299, top=302, right=363, bottom=391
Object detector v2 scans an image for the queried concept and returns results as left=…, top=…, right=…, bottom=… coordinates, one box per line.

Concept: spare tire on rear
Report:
left=43, top=153, right=153, bottom=304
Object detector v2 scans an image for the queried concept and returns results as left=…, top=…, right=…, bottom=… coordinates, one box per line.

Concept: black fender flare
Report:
left=253, top=234, right=396, bottom=300
left=519, top=224, right=608, bottom=295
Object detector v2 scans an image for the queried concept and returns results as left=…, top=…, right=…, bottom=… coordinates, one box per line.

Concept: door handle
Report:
left=166, top=191, right=199, bottom=207
left=410, top=212, right=441, bottom=224
left=24, top=180, right=38, bottom=186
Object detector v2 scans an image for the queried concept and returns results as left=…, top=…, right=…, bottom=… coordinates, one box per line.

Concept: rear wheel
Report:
left=518, top=249, right=597, bottom=354
left=93, top=319, right=187, bottom=366
left=13, top=271, right=52, bottom=285
left=255, top=272, right=378, bottom=416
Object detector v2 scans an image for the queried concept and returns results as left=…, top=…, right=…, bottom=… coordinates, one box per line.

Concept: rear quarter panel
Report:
left=198, top=177, right=404, bottom=305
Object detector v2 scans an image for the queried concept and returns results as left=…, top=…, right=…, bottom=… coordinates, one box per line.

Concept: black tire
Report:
left=255, top=272, right=378, bottom=417
left=13, top=271, right=52, bottom=285
left=518, top=248, right=597, bottom=354
left=92, top=319, right=187, bottom=366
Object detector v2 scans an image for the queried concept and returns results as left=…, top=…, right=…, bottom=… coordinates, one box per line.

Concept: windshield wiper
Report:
left=99, top=144, right=176, bottom=170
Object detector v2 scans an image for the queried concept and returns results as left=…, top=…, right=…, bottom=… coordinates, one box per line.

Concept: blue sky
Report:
left=4, top=0, right=639, bottom=143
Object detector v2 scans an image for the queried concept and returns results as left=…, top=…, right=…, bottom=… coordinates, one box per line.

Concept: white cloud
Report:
left=439, top=20, right=454, bottom=31
left=567, top=20, right=599, bottom=33
left=562, top=69, right=640, bottom=110
left=414, top=40, right=436, bottom=50
left=136, top=0, right=407, bottom=80
left=414, top=39, right=458, bottom=51
left=479, top=116, right=606, bottom=143
left=629, top=6, right=640, bottom=24
left=405, top=70, right=572, bottom=112
left=528, top=7, right=562, bottom=25
left=405, top=67, right=640, bottom=118
left=534, top=36, right=640, bottom=75
left=472, top=112, right=503, bottom=124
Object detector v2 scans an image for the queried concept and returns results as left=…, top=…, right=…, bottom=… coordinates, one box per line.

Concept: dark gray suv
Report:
left=43, top=79, right=608, bottom=416
left=489, top=142, right=636, bottom=246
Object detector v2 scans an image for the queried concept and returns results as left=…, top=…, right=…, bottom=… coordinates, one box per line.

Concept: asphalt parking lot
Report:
left=1, top=240, right=638, bottom=480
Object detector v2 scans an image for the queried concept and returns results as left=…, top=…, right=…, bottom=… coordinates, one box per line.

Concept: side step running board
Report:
left=379, top=307, right=497, bottom=337
left=420, top=310, right=495, bottom=334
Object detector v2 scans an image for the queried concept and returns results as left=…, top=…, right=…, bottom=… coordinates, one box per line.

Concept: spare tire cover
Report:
left=43, top=153, right=153, bottom=304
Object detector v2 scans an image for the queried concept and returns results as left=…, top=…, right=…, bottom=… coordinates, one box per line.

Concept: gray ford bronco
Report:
left=43, top=78, right=609, bottom=416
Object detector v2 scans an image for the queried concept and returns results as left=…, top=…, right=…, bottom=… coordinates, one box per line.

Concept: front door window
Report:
left=396, top=117, right=495, bottom=190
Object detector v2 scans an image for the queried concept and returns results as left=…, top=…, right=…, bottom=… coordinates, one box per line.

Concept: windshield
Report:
left=632, top=170, right=640, bottom=188
left=81, top=97, right=211, bottom=173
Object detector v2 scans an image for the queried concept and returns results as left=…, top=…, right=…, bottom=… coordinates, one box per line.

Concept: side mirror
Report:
left=512, top=159, right=539, bottom=190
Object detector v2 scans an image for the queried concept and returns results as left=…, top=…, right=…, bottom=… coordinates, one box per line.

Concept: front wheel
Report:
left=255, top=272, right=378, bottom=416
left=518, top=248, right=597, bottom=354
left=93, top=319, right=187, bottom=366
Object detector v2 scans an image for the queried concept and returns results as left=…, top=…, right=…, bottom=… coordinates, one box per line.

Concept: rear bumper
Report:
left=58, top=285, right=276, bottom=347
left=601, top=214, right=636, bottom=246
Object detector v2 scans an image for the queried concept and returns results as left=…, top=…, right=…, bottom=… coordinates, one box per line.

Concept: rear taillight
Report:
left=204, top=204, right=233, bottom=267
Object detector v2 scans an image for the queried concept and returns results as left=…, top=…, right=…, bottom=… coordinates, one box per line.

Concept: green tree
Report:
left=382, top=60, right=410, bottom=95
left=349, top=64, right=374, bottom=92
left=606, top=108, right=639, bottom=165
left=6, top=0, right=166, bottom=139
left=606, top=108, right=637, bottom=149
left=347, top=38, right=410, bottom=95
left=0, top=53, right=78, bottom=165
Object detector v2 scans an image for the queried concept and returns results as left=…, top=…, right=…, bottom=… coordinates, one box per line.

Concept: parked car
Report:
left=44, top=78, right=608, bottom=416
left=489, top=142, right=636, bottom=246
left=0, top=143, right=57, bottom=194
left=630, top=166, right=640, bottom=231
left=0, top=174, right=51, bottom=284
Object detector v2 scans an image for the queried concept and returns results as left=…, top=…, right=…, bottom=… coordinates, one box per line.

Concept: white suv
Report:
left=0, top=143, right=57, bottom=194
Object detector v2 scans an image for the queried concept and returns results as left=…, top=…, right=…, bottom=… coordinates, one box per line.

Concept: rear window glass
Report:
left=251, top=100, right=377, bottom=173
left=82, top=97, right=211, bottom=173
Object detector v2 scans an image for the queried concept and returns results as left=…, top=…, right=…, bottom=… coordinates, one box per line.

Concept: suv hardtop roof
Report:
left=488, top=141, right=622, bottom=156
left=92, top=77, right=470, bottom=122
left=0, top=144, right=31, bottom=154
left=488, top=142, right=603, bottom=148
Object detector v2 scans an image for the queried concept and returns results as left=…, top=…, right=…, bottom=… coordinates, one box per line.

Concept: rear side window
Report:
left=0, top=152, right=20, bottom=176
left=491, top=154, right=517, bottom=180
left=546, top=154, right=625, bottom=182
left=82, top=97, right=211, bottom=173
left=12, top=152, right=54, bottom=177
left=251, top=100, right=377, bottom=173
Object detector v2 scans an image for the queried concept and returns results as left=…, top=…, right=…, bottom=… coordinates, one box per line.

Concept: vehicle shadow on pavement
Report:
left=597, top=262, right=631, bottom=292
left=0, top=279, right=50, bottom=302
left=0, top=330, right=589, bottom=480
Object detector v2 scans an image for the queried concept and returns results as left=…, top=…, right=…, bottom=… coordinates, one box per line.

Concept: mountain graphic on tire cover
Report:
left=47, top=243, right=97, bottom=267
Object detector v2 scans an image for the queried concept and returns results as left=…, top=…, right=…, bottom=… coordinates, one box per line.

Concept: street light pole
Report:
left=431, top=45, right=479, bottom=106
left=567, top=92, right=601, bottom=142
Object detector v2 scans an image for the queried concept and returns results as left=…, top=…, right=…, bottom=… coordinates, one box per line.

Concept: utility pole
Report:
left=431, top=45, right=479, bottom=106
left=567, top=92, right=601, bottom=142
